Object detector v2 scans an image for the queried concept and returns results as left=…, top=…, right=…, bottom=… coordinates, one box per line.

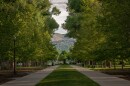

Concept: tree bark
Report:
left=113, top=59, right=116, bottom=69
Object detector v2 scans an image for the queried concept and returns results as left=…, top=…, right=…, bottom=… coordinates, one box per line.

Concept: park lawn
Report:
left=36, top=65, right=100, bottom=86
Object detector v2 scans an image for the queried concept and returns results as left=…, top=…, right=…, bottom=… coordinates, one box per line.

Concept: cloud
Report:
left=50, top=0, right=68, bottom=34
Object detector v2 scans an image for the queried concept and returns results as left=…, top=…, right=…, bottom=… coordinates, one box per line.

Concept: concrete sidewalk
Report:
left=72, top=65, right=130, bottom=86
left=0, top=66, right=58, bottom=86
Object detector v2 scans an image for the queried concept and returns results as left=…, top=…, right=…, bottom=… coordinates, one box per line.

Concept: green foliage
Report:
left=68, top=0, right=82, bottom=12
left=45, top=17, right=59, bottom=34
left=66, top=0, right=130, bottom=67
left=59, top=51, right=68, bottom=60
left=51, top=6, right=61, bottom=15
left=0, top=0, right=59, bottom=68
left=65, top=14, right=82, bottom=38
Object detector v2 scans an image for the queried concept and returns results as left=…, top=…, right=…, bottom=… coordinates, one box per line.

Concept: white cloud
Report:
left=50, top=0, right=68, bottom=34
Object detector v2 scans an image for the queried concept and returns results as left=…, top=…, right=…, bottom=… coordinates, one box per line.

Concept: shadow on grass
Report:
left=36, top=65, right=100, bottom=86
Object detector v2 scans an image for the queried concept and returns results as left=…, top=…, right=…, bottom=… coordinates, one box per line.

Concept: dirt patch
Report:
left=0, top=67, right=45, bottom=85
left=0, top=71, right=30, bottom=85
left=97, top=69, right=130, bottom=81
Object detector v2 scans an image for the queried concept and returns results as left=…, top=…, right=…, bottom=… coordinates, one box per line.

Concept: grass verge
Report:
left=36, top=65, right=100, bottom=86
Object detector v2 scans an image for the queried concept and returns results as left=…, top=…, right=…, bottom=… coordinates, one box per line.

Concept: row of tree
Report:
left=0, top=0, right=59, bottom=70
left=65, top=0, right=130, bottom=69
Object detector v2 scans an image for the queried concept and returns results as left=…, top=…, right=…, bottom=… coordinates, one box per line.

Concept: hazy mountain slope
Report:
left=51, top=33, right=65, bottom=42
left=51, top=33, right=76, bottom=52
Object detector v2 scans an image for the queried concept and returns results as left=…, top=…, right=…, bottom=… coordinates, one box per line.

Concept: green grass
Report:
left=88, top=65, right=130, bottom=70
left=36, top=65, right=100, bottom=86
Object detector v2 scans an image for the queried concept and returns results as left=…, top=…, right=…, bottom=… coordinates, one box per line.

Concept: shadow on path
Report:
left=71, top=65, right=130, bottom=86
left=0, top=66, right=58, bottom=86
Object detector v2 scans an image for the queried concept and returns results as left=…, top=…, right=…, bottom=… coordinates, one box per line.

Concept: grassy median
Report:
left=36, top=65, right=100, bottom=86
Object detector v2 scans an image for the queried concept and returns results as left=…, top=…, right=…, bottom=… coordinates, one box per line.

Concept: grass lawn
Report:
left=36, top=65, right=100, bottom=86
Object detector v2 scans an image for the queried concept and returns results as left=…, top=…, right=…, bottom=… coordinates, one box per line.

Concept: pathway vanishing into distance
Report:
left=0, top=66, right=58, bottom=86
left=71, top=65, right=130, bottom=86
left=1, top=65, right=130, bottom=86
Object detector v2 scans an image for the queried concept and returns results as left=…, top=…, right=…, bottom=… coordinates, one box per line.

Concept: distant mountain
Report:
left=51, top=33, right=76, bottom=52
left=51, top=33, right=65, bottom=42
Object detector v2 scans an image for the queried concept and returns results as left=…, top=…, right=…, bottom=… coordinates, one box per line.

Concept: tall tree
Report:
left=0, top=0, right=59, bottom=69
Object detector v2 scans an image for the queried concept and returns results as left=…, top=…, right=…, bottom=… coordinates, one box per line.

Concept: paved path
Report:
left=0, top=66, right=58, bottom=86
left=71, top=65, right=130, bottom=86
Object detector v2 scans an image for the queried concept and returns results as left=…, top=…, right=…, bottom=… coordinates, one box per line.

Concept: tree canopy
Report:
left=65, top=0, right=130, bottom=68
left=0, top=0, right=59, bottom=69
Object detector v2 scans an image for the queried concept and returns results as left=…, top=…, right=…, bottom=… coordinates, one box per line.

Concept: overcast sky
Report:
left=50, top=0, right=68, bottom=34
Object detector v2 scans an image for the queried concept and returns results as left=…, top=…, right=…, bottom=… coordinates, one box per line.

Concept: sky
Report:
left=50, top=0, right=68, bottom=34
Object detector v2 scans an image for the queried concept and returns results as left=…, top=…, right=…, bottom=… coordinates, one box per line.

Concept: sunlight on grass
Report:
left=36, top=65, right=100, bottom=86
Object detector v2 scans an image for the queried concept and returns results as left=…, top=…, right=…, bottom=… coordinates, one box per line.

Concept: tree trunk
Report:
left=121, top=59, right=124, bottom=70
left=109, top=61, right=112, bottom=68
left=63, top=59, right=66, bottom=64
left=113, top=59, right=116, bottom=69
left=101, top=61, right=103, bottom=68
left=82, top=61, right=85, bottom=67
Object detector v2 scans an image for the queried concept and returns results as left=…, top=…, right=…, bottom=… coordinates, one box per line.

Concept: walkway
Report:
left=0, top=66, right=58, bottom=86
left=71, top=65, right=130, bottom=86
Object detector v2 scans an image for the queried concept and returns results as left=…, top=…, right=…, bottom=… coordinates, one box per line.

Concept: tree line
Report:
left=65, top=0, right=130, bottom=69
left=0, top=0, right=59, bottom=70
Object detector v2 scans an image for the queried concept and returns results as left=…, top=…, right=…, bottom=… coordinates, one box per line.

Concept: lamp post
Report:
left=13, top=36, right=16, bottom=75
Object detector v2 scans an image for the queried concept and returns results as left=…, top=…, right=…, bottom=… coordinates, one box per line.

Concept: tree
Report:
left=0, top=0, right=59, bottom=70
left=66, top=0, right=130, bottom=69
left=59, top=51, right=68, bottom=64
left=51, top=6, right=61, bottom=15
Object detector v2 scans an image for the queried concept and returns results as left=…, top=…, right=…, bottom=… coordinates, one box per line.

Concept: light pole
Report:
left=13, top=36, right=16, bottom=75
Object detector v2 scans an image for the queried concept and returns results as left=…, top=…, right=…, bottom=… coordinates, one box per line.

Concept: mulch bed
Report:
left=99, top=69, right=130, bottom=81
left=0, top=67, right=45, bottom=85
left=0, top=71, right=30, bottom=85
